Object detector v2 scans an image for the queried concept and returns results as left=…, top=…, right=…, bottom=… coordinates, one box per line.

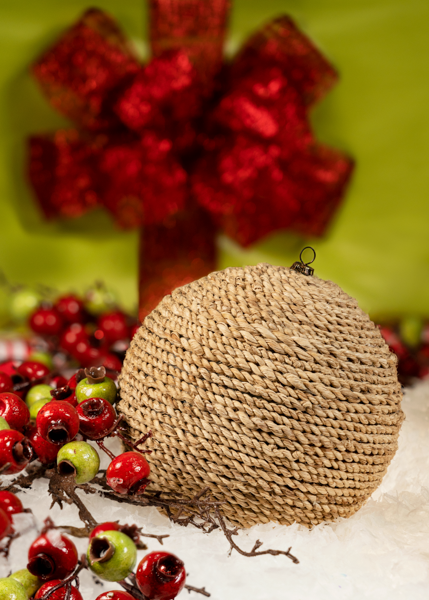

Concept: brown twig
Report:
left=184, top=584, right=211, bottom=597
left=214, top=508, right=299, bottom=563
left=1, top=462, right=47, bottom=492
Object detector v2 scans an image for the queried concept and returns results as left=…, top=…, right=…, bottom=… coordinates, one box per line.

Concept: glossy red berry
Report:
left=89, top=522, right=121, bottom=540
left=136, top=552, right=186, bottom=600
left=36, top=401, right=79, bottom=445
left=0, top=361, right=19, bottom=377
left=0, top=507, right=12, bottom=540
left=0, top=372, right=13, bottom=394
left=95, top=592, right=136, bottom=600
left=55, top=294, right=85, bottom=324
left=130, top=323, right=140, bottom=339
left=97, top=311, right=128, bottom=345
left=17, top=361, right=50, bottom=383
left=67, top=369, right=85, bottom=390
left=60, top=323, right=88, bottom=353
left=35, top=580, right=83, bottom=600
left=0, top=392, right=30, bottom=431
left=0, top=491, right=23, bottom=516
left=71, top=340, right=103, bottom=367
left=106, top=451, right=150, bottom=495
left=0, top=429, right=33, bottom=474
left=29, top=307, right=63, bottom=337
left=50, top=375, right=68, bottom=389
left=28, top=531, right=78, bottom=581
left=26, top=423, right=61, bottom=465
left=77, top=398, right=116, bottom=440
left=50, top=386, right=78, bottom=408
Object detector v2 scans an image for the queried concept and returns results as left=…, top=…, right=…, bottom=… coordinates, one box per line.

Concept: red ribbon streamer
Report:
left=28, top=2, right=353, bottom=319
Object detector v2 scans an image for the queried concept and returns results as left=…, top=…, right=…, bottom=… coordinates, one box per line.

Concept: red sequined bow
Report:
left=28, top=1, right=353, bottom=319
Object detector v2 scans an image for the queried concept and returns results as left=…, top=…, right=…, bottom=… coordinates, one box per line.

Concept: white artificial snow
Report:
left=2, top=381, right=429, bottom=600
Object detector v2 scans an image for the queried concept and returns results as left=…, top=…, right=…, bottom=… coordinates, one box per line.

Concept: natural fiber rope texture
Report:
left=118, top=263, right=404, bottom=528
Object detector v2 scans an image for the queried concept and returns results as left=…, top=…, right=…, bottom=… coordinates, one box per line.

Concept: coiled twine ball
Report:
left=118, top=264, right=403, bottom=528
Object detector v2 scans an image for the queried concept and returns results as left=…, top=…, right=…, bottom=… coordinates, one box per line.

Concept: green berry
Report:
left=76, top=377, right=117, bottom=405
left=0, top=577, right=28, bottom=600
left=84, top=284, right=117, bottom=316
left=9, top=288, right=42, bottom=323
left=28, top=351, right=54, bottom=370
left=29, top=398, right=50, bottom=420
left=9, top=569, right=41, bottom=597
left=57, top=441, right=100, bottom=484
left=0, top=416, right=10, bottom=431
left=399, top=316, right=423, bottom=348
left=87, top=530, right=137, bottom=582
left=26, top=384, right=53, bottom=407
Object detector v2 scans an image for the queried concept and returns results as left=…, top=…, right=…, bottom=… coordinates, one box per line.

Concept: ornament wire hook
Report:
left=291, top=246, right=316, bottom=276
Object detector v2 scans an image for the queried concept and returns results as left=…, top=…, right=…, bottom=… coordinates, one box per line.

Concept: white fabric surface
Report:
left=2, top=380, right=429, bottom=600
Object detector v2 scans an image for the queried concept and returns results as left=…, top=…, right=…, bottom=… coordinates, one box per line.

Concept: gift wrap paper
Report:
left=0, top=0, right=428, bottom=315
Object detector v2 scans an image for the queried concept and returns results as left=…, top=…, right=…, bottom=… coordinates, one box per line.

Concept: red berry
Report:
left=0, top=372, right=13, bottom=394
left=35, top=580, right=83, bottom=600
left=50, top=385, right=78, bottom=408
left=28, top=531, right=78, bottom=581
left=97, top=311, right=128, bottom=345
left=17, top=361, right=50, bottom=383
left=0, top=506, right=12, bottom=540
left=0, top=490, right=23, bottom=516
left=50, top=375, right=68, bottom=389
left=96, top=592, right=136, bottom=600
left=29, top=307, right=63, bottom=337
left=101, top=352, right=122, bottom=373
left=55, top=294, right=85, bottom=324
left=26, top=423, right=61, bottom=465
left=130, top=323, right=140, bottom=339
left=67, top=369, right=86, bottom=390
left=136, top=552, right=186, bottom=600
left=0, top=361, right=19, bottom=377
left=36, top=401, right=79, bottom=445
left=71, top=340, right=103, bottom=367
left=106, top=451, right=150, bottom=495
left=379, top=326, right=409, bottom=360
left=89, top=521, right=121, bottom=540
left=0, top=429, right=33, bottom=474
left=60, top=323, right=88, bottom=353
left=77, top=398, right=116, bottom=440
left=0, top=392, right=30, bottom=431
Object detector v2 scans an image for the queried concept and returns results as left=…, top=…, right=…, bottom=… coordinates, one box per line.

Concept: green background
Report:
left=0, top=0, right=428, bottom=317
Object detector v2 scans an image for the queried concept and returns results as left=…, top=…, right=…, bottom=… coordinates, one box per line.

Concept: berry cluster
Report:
left=0, top=490, right=186, bottom=600
left=0, top=362, right=150, bottom=497
left=2, top=279, right=138, bottom=371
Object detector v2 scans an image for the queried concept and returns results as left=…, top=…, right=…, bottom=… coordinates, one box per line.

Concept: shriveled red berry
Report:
left=0, top=491, right=23, bottom=516
left=50, top=386, right=78, bottom=408
left=106, top=451, right=150, bottom=495
left=96, top=592, right=136, bottom=600
left=36, top=401, right=79, bottom=445
left=136, top=551, right=186, bottom=600
left=29, top=307, right=63, bottom=337
left=0, top=429, right=33, bottom=474
left=89, top=522, right=121, bottom=540
left=77, top=398, right=116, bottom=440
left=0, top=506, right=12, bottom=540
left=28, top=531, right=78, bottom=581
left=55, top=294, right=85, bottom=324
left=17, top=361, right=50, bottom=383
left=0, top=392, right=30, bottom=431
left=97, top=311, right=128, bottom=344
left=26, top=423, right=61, bottom=465
left=35, top=580, right=83, bottom=600
left=0, top=372, right=13, bottom=394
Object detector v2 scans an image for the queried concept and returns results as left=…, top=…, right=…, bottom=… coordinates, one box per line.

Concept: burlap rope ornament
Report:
left=118, top=259, right=404, bottom=528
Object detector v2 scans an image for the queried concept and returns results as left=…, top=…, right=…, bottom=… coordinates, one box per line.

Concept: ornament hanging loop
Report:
left=291, top=246, right=316, bottom=276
